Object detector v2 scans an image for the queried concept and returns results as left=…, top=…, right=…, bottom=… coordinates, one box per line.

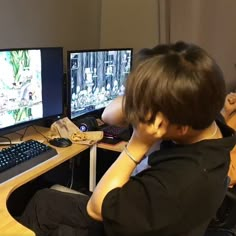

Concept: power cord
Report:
left=17, top=126, right=30, bottom=141
left=32, top=126, right=49, bottom=142
left=0, top=136, right=12, bottom=147
left=15, top=125, right=49, bottom=142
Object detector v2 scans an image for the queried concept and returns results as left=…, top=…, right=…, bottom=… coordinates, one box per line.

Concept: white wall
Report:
left=0, top=0, right=101, bottom=67
left=0, top=0, right=163, bottom=65
left=100, top=0, right=160, bottom=53
left=170, top=0, right=201, bottom=44
left=170, top=0, right=236, bottom=91
left=199, top=0, right=236, bottom=91
left=1, top=0, right=235, bottom=90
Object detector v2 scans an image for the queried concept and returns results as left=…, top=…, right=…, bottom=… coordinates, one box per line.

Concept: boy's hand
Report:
left=223, top=92, right=236, bottom=118
left=129, top=112, right=168, bottom=150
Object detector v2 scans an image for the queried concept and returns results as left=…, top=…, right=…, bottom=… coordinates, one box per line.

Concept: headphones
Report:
left=75, top=117, right=98, bottom=132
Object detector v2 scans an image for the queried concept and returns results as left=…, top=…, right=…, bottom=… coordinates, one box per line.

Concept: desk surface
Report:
left=98, top=140, right=126, bottom=152
left=0, top=126, right=89, bottom=236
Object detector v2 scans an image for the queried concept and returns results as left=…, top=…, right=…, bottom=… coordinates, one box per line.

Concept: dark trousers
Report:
left=18, top=188, right=104, bottom=236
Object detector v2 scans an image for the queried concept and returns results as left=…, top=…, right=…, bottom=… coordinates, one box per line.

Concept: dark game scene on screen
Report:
left=69, top=49, right=132, bottom=119
left=0, top=49, right=43, bottom=129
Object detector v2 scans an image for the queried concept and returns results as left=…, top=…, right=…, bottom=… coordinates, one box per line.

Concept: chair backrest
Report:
left=205, top=184, right=236, bottom=236
left=205, top=228, right=235, bottom=236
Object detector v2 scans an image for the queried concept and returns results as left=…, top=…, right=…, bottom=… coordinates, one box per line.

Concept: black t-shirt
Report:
left=101, top=121, right=236, bottom=236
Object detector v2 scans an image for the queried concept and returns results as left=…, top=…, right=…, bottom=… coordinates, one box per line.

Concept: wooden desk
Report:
left=89, top=141, right=127, bottom=191
left=98, top=141, right=127, bottom=153
left=0, top=126, right=89, bottom=236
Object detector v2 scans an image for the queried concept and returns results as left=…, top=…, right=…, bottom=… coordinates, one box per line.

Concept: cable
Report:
left=31, top=126, right=49, bottom=142
left=18, top=126, right=30, bottom=141
left=14, top=125, right=48, bottom=142
left=0, top=136, right=12, bottom=146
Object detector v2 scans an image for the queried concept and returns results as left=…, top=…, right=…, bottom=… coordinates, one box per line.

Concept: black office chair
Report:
left=205, top=229, right=235, bottom=236
left=205, top=186, right=236, bottom=236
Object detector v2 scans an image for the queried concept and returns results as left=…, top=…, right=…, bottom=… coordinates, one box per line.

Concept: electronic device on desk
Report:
left=73, top=116, right=98, bottom=132
left=0, top=139, right=57, bottom=183
left=100, top=124, right=132, bottom=144
left=66, top=47, right=133, bottom=143
left=67, top=47, right=133, bottom=120
left=49, top=137, right=72, bottom=148
left=0, top=47, right=65, bottom=137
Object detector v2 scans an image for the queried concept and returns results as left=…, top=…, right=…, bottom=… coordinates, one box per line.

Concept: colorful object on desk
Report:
left=71, top=130, right=103, bottom=145
left=48, top=117, right=103, bottom=145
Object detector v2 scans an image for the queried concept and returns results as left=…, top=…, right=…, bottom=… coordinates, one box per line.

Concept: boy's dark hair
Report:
left=124, top=41, right=226, bottom=129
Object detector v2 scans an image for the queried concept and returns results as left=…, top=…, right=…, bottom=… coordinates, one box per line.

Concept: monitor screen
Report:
left=67, top=48, right=133, bottom=120
left=0, top=47, right=64, bottom=135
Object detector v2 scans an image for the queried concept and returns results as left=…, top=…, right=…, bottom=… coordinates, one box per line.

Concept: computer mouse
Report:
left=49, top=137, right=72, bottom=148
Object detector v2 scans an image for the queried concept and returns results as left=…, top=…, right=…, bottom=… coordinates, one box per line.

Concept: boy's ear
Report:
left=154, top=112, right=169, bottom=137
left=176, top=125, right=189, bottom=136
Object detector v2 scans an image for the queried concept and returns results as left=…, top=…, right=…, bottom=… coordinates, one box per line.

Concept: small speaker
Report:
left=74, top=117, right=98, bottom=132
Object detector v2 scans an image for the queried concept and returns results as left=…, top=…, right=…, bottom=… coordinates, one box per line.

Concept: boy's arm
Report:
left=101, top=96, right=128, bottom=127
left=221, top=92, right=236, bottom=122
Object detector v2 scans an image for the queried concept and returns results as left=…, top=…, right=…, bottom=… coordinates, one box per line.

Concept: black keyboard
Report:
left=0, top=139, right=58, bottom=183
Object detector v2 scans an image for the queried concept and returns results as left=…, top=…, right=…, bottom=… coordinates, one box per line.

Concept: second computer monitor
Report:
left=67, top=48, right=133, bottom=120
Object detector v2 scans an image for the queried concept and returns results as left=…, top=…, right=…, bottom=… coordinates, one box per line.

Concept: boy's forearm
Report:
left=87, top=141, right=149, bottom=221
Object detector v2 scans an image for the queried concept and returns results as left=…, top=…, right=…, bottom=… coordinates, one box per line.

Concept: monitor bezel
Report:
left=66, top=47, right=133, bottom=121
left=0, top=46, right=65, bottom=136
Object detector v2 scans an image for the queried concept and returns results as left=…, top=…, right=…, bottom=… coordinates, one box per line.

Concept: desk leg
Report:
left=89, top=144, right=97, bottom=192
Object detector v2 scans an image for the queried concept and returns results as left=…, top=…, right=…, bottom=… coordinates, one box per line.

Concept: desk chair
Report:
left=205, top=186, right=236, bottom=236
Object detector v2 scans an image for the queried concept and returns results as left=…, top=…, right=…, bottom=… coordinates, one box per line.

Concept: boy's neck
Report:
left=174, top=122, right=221, bottom=144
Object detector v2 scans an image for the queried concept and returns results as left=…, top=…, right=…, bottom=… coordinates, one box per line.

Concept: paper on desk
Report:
left=48, top=117, right=103, bottom=145
left=71, top=131, right=103, bottom=145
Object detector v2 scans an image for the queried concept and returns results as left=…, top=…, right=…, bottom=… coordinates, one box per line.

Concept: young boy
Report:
left=87, top=41, right=236, bottom=235
left=20, top=42, right=236, bottom=236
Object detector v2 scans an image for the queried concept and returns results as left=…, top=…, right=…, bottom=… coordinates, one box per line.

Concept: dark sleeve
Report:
left=216, top=113, right=226, bottom=124
left=101, top=170, right=181, bottom=236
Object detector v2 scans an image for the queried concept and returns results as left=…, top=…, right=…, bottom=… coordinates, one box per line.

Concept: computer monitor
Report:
left=67, top=48, right=133, bottom=120
left=0, top=47, right=64, bottom=136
